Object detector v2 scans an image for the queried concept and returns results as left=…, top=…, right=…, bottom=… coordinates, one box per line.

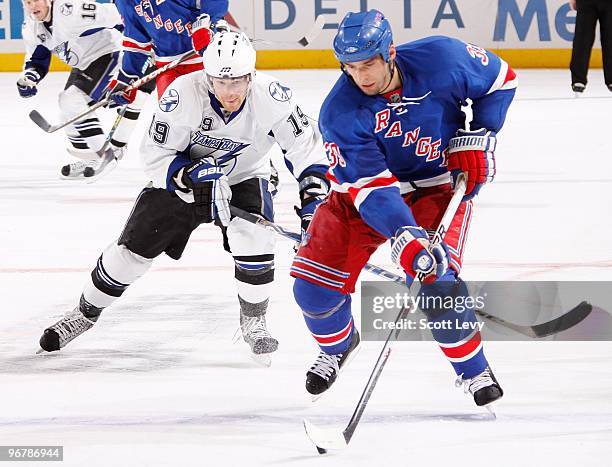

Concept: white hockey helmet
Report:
left=203, top=31, right=256, bottom=79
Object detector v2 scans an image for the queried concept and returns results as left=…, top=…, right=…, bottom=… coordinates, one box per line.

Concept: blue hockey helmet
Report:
left=333, top=10, right=393, bottom=64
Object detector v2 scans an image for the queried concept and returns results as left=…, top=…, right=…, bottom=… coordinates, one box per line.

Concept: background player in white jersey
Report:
left=37, top=32, right=330, bottom=364
left=19, top=0, right=155, bottom=179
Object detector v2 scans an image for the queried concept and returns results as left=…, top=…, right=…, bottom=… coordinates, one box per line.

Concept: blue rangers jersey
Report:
left=319, top=36, right=517, bottom=239
left=115, top=0, right=228, bottom=79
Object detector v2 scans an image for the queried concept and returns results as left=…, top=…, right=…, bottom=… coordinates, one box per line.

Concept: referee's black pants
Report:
left=570, top=0, right=612, bottom=85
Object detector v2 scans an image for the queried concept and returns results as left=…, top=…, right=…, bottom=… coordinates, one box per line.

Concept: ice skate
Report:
left=38, top=296, right=102, bottom=353
left=571, top=82, right=585, bottom=97
left=60, top=159, right=98, bottom=179
left=239, top=313, right=278, bottom=366
left=60, top=145, right=122, bottom=182
left=455, top=365, right=504, bottom=412
left=306, top=330, right=360, bottom=401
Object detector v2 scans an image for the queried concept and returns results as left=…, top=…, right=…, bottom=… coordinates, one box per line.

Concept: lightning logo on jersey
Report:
left=159, top=89, right=180, bottom=112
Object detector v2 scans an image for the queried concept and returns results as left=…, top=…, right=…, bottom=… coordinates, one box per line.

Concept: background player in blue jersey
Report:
left=107, top=0, right=229, bottom=105
left=290, top=10, right=517, bottom=407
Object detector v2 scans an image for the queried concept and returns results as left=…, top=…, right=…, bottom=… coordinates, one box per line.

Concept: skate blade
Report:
left=484, top=403, right=497, bottom=419
left=231, top=326, right=242, bottom=344
left=250, top=352, right=272, bottom=367
left=310, top=344, right=362, bottom=404
left=232, top=326, right=275, bottom=367
left=35, top=347, right=46, bottom=355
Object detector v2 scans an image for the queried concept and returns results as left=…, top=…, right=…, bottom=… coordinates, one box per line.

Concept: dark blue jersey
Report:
left=116, top=0, right=228, bottom=79
left=319, top=36, right=517, bottom=238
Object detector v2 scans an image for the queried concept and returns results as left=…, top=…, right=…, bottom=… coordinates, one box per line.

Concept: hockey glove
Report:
left=447, top=128, right=496, bottom=202
left=294, top=174, right=329, bottom=234
left=391, top=226, right=450, bottom=284
left=17, top=69, right=41, bottom=98
left=191, top=14, right=214, bottom=54
left=174, top=157, right=232, bottom=226
left=106, top=71, right=138, bottom=108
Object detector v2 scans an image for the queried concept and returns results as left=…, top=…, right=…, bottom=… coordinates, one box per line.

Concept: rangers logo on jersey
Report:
left=159, top=89, right=180, bottom=112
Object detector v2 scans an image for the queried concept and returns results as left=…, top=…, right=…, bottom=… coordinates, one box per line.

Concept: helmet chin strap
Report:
left=378, top=60, right=398, bottom=95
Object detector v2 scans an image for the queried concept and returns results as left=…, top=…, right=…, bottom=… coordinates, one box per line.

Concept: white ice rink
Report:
left=1, top=69, right=611, bottom=466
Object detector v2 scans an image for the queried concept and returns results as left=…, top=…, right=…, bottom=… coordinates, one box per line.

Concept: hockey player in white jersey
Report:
left=19, top=0, right=154, bottom=180
left=37, top=32, right=330, bottom=363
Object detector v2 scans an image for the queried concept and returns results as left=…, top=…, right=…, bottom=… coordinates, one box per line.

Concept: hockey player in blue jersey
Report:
left=290, top=10, right=517, bottom=406
left=108, top=0, right=229, bottom=105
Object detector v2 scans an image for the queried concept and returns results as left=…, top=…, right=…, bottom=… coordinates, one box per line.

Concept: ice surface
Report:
left=1, top=69, right=611, bottom=466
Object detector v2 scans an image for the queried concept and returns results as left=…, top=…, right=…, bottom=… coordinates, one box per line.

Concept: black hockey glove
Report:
left=174, top=158, right=232, bottom=225
left=294, top=173, right=330, bottom=238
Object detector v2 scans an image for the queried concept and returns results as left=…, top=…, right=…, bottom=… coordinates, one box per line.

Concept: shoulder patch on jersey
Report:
left=159, top=89, right=180, bottom=112
left=269, top=81, right=292, bottom=102
left=60, top=3, right=74, bottom=16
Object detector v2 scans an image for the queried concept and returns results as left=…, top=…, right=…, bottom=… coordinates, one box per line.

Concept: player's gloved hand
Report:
left=447, top=128, right=496, bottom=202
left=191, top=14, right=213, bottom=54
left=391, top=226, right=450, bottom=284
left=16, top=69, right=41, bottom=98
left=294, top=174, right=329, bottom=237
left=295, top=198, right=324, bottom=235
left=106, top=71, right=137, bottom=108
left=173, top=157, right=232, bottom=226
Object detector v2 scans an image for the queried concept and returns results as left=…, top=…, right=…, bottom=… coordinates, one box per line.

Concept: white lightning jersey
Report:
left=142, top=70, right=329, bottom=188
left=22, top=0, right=122, bottom=71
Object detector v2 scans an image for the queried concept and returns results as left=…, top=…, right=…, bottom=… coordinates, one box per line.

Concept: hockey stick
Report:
left=29, top=50, right=199, bottom=133
left=229, top=205, right=593, bottom=338
left=302, top=175, right=467, bottom=453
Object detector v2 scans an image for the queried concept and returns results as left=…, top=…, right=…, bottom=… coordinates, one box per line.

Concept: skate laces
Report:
left=68, top=160, right=94, bottom=173
left=309, top=351, right=341, bottom=381
left=455, top=368, right=494, bottom=395
left=52, top=309, right=94, bottom=342
left=242, top=315, right=271, bottom=341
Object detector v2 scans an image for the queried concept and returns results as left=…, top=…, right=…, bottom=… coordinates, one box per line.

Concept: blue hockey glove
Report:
left=106, top=70, right=138, bottom=108
left=391, top=226, right=450, bottom=284
left=172, top=157, right=232, bottom=225
left=17, top=69, right=41, bottom=98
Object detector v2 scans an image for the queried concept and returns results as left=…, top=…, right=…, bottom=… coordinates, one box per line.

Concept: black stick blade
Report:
left=530, top=301, right=593, bottom=337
